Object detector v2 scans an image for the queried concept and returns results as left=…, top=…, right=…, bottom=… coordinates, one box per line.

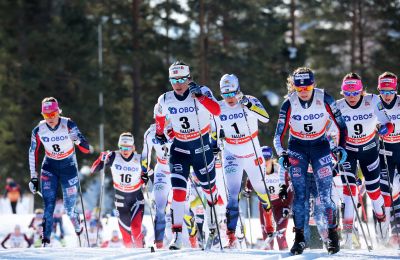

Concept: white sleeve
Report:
left=156, top=94, right=168, bottom=117
left=141, top=129, right=154, bottom=169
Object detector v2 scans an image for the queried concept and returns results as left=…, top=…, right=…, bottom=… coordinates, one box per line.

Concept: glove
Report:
left=141, top=171, right=149, bottom=185
left=378, top=123, right=393, bottom=137
left=69, top=131, right=80, bottom=145
left=188, top=82, right=202, bottom=97
left=355, top=178, right=362, bottom=186
left=238, top=95, right=252, bottom=108
left=100, top=151, right=111, bottom=162
left=332, top=146, right=347, bottom=165
left=279, top=184, right=288, bottom=201
left=29, top=178, right=39, bottom=194
left=278, top=151, right=290, bottom=169
left=155, top=133, right=168, bottom=145
left=212, top=145, right=220, bottom=156
left=282, top=207, right=290, bottom=218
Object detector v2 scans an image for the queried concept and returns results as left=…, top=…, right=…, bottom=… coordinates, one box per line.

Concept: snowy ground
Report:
left=0, top=213, right=399, bottom=259
left=0, top=247, right=398, bottom=260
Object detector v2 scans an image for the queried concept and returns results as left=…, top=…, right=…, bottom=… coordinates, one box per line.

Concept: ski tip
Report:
left=150, top=246, right=155, bottom=253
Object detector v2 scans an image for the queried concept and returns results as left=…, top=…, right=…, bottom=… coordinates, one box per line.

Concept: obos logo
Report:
left=292, top=115, right=301, bottom=121
left=42, top=136, right=68, bottom=142
left=220, top=114, right=228, bottom=121
left=343, top=115, right=351, bottom=122
left=42, top=137, right=50, bottom=142
left=115, top=164, right=138, bottom=172
left=169, top=107, right=177, bottom=114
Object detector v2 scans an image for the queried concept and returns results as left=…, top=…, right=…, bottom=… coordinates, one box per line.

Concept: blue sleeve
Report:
left=273, top=99, right=291, bottom=156
left=323, top=92, right=348, bottom=148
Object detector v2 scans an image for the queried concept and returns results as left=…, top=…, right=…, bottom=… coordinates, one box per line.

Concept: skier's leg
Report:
left=153, top=166, right=171, bottom=246
left=130, top=190, right=145, bottom=248
left=60, top=164, right=80, bottom=233
left=41, top=164, right=59, bottom=242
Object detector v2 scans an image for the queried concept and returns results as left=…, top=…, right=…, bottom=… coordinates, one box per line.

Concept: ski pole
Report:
left=338, top=161, right=372, bottom=251
left=246, top=196, right=254, bottom=248
left=241, top=107, right=273, bottom=210
left=77, top=175, right=90, bottom=247
left=193, top=99, right=223, bottom=250
left=96, top=167, right=105, bottom=246
left=379, top=138, right=400, bottom=249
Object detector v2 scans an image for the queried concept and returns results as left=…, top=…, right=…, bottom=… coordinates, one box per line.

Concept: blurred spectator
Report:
left=53, top=198, right=65, bottom=239
left=101, top=230, right=124, bottom=248
left=1, top=225, right=31, bottom=249
left=29, top=208, right=44, bottom=247
left=88, top=220, right=102, bottom=247
left=4, top=178, right=22, bottom=214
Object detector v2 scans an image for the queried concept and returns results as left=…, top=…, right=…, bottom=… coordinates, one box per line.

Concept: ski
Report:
left=264, top=228, right=286, bottom=248
left=205, top=229, right=216, bottom=250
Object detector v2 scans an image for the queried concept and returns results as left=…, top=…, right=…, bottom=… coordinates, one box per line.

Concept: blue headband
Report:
left=293, top=72, right=315, bottom=87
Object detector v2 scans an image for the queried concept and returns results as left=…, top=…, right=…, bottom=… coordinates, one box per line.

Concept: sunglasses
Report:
left=119, top=146, right=133, bottom=151
left=42, top=111, right=59, bottom=119
left=294, top=85, right=314, bottom=92
left=379, top=90, right=396, bottom=95
left=221, top=92, right=237, bottom=98
left=343, top=90, right=361, bottom=97
left=169, top=77, right=189, bottom=84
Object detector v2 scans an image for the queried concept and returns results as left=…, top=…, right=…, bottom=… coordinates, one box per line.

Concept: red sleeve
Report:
left=77, top=144, right=90, bottom=154
left=155, top=115, right=166, bottom=135
left=90, top=154, right=105, bottom=174
left=197, top=96, right=221, bottom=116
left=280, top=107, right=291, bottom=146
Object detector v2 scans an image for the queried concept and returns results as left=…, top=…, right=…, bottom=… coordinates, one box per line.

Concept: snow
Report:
left=0, top=213, right=399, bottom=259
left=0, top=247, right=398, bottom=260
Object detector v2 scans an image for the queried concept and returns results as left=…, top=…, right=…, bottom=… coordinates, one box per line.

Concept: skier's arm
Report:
left=372, top=94, right=394, bottom=133
left=24, top=234, right=32, bottom=248
left=323, top=92, right=348, bottom=148
left=197, top=87, right=221, bottom=116
left=1, top=234, right=10, bottom=249
left=90, top=151, right=115, bottom=173
left=141, top=129, right=154, bottom=172
left=155, top=95, right=167, bottom=136
left=67, top=119, right=90, bottom=154
left=273, top=99, right=291, bottom=156
left=242, top=96, right=270, bottom=123
left=28, top=126, right=41, bottom=178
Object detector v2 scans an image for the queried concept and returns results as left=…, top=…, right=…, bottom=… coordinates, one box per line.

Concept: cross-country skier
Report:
left=91, top=132, right=146, bottom=248
left=1, top=225, right=32, bottom=249
left=273, top=67, right=348, bottom=255
left=336, top=72, right=394, bottom=248
left=376, top=71, right=400, bottom=245
left=155, top=61, right=221, bottom=250
left=244, top=146, right=293, bottom=250
left=28, top=97, right=90, bottom=247
left=213, top=74, right=271, bottom=248
left=141, top=120, right=173, bottom=249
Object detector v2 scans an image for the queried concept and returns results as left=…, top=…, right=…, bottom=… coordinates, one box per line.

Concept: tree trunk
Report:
left=199, top=0, right=207, bottom=84
left=350, top=0, right=357, bottom=71
left=290, top=0, right=296, bottom=47
left=357, top=0, right=365, bottom=77
left=131, top=0, right=142, bottom=140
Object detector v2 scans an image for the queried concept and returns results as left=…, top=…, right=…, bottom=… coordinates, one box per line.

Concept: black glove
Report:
left=155, top=133, right=167, bottom=145
left=282, top=207, right=290, bottom=218
left=141, top=172, right=149, bottom=185
left=29, top=178, right=39, bottom=194
left=238, top=95, right=252, bottom=108
left=279, top=184, right=288, bottom=201
left=212, top=145, right=221, bottom=156
left=188, top=82, right=202, bottom=97
left=278, top=151, right=290, bottom=169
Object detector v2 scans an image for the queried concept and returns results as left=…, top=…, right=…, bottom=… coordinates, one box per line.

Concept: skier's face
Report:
left=265, top=159, right=273, bottom=174
left=170, top=77, right=190, bottom=96
left=120, top=145, right=135, bottom=158
left=42, top=111, right=60, bottom=128
left=379, top=88, right=396, bottom=104
left=343, top=91, right=361, bottom=106
left=224, top=96, right=238, bottom=107
left=297, top=89, right=313, bottom=101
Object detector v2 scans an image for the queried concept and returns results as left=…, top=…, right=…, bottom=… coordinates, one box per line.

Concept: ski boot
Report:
left=189, top=235, right=198, bottom=248
left=169, top=228, right=183, bottom=250
left=290, top=228, right=306, bottom=255
left=326, top=227, right=340, bottom=254
left=225, top=230, right=237, bottom=249
left=42, top=237, right=51, bottom=248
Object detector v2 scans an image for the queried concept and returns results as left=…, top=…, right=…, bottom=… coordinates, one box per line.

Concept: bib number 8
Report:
left=52, top=144, right=60, bottom=152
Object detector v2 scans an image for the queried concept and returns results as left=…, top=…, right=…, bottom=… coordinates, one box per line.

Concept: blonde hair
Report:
left=42, top=97, right=58, bottom=104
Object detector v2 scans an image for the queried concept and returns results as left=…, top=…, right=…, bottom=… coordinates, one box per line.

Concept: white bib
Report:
left=110, top=152, right=142, bottom=192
